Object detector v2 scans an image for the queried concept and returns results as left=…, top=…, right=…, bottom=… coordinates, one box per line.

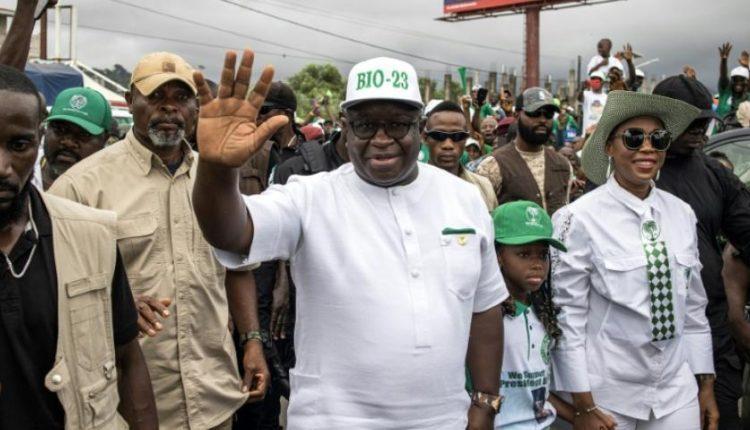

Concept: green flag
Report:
left=458, top=67, right=467, bottom=94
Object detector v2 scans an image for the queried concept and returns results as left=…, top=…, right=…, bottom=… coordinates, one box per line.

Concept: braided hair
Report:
left=529, top=281, right=562, bottom=340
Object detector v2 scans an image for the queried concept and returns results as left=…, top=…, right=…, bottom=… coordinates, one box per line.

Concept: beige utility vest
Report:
left=40, top=193, right=128, bottom=430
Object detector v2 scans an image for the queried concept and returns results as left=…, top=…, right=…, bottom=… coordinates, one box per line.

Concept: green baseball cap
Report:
left=46, top=87, right=112, bottom=136
left=492, top=201, right=566, bottom=251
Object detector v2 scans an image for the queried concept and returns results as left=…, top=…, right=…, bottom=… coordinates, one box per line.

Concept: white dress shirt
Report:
left=216, top=162, right=508, bottom=429
left=550, top=175, right=713, bottom=420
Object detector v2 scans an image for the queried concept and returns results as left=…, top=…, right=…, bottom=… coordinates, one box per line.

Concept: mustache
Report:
left=148, top=117, right=185, bottom=129
left=0, top=179, right=19, bottom=194
left=49, top=148, right=81, bottom=163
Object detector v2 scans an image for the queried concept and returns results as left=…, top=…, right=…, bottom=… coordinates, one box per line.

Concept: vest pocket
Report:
left=80, top=373, right=119, bottom=429
left=67, top=274, right=111, bottom=372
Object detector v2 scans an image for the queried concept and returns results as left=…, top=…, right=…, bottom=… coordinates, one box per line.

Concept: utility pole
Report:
left=524, top=6, right=540, bottom=88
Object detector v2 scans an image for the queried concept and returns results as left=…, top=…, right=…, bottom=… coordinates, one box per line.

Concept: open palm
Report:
left=194, top=49, right=288, bottom=167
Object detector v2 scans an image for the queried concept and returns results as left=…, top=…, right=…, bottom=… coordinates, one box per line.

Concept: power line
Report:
left=73, top=22, right=449, bottom=78
left=251, top=0, right=529, bottom=56
left=103, top=0, right=486, bottom=76
left=76, top=24, right=353, bottom=65
left=105, top=0, right=356, bottom=66
left=217, top=0, right=496, bottom=73
left=250, top=0, right=567, bottom=61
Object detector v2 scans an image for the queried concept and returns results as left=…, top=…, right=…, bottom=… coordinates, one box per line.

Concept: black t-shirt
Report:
left=657, top=151, right=750, bottom=359
left=0, top=187, right=139, bottom=429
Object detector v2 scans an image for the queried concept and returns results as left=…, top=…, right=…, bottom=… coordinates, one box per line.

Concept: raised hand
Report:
left=622, top=43, right=634, bottom=62
left=193, top=49, right=289, bottom=168
left=719, top=42, right=733, bottom=60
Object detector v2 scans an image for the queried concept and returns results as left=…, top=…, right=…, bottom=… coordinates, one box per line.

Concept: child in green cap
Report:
left=491, top=200, right=574, bottom=429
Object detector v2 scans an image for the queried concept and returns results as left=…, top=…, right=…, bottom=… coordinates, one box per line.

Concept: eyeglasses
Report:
left=524, top=108, right=555, bottom=120
left=612, top=128, right=672, bottom=151
left=424, top=130, right=471, bottom=142
left=349, top=120, right=417, bottom=140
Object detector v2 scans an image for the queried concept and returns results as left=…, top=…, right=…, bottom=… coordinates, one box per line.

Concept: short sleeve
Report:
left=213, top=178, right=306, bottom=270
left=475, top=157, right=502, bottom=195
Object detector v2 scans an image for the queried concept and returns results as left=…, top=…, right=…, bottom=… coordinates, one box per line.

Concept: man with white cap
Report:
left=192, top=49, right=508, bottom=429
left=580, top=70, right=608, bottom=134
left=49, top=52, right=269, bottom=429
left=717, top=42, right=749, bottom=120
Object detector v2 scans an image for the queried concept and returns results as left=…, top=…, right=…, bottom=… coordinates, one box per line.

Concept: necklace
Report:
left=3, top=200, right=38, bottom=279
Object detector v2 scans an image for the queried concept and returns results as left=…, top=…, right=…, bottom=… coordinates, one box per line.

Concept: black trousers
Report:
left=233, top=261, right=296, bottom=430
left=715, top=355, right=743, bottom=430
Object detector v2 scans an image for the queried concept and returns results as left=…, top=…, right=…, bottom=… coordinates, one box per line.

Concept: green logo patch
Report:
left=541, top=334, right=551, bottom=365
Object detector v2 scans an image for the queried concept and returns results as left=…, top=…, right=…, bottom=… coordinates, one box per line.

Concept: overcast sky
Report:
left=3, top=0, right=748, bottom=92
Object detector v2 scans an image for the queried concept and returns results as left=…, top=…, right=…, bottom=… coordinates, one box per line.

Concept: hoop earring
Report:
left=606, top=156, right=613, bottom=178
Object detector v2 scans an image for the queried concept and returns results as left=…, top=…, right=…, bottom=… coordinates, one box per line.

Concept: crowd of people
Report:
left=1, top=1, right=750, bottom=429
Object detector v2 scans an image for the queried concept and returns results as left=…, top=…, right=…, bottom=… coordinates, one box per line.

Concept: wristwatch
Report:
left=239, top=330, right=264, bottom=347
left=470, top=391, right=503, bottom=415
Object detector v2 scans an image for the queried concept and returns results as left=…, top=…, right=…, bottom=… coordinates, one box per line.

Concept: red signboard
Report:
left=443, top=0, right=570, bottom=14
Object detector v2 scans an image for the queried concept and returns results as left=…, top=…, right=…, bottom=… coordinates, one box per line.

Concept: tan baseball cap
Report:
left=130, top=52, right=197, bottom=96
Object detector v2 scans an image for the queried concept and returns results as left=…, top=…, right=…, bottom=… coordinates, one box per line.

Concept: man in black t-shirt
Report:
left=0, top=65, right=156, bottom=429
left=655, top=75, right=750, bottom=430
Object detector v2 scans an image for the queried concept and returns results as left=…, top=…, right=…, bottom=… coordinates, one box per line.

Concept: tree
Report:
left=288, top=63, right=345, bottom=119
left=93, top=64, right=131, bottom=88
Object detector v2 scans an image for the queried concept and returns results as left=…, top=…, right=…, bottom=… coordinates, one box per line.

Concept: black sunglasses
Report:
left=424, top=130, right=471, bottom=142
left=259, top=105, right=292, bottom=116
left=686, top=118, right=712, bottom=135
left=349, top=120, right=417, bottom=140
left=524, top=108, right=556, bottom=120
left=612, top=128, right=672, bottom=151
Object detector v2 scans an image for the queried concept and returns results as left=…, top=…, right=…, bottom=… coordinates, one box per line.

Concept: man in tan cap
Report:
left=49, top=52, right=269, bottom=429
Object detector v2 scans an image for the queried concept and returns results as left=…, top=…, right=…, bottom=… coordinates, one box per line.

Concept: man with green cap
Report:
left=192, top=49, right=508, bottom=429
left=41, top=87, right=111, bottom=190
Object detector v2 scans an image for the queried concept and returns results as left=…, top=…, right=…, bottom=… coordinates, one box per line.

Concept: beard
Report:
left=518, top=121, right=550, bottom=146
left=148, top=119, right=186, bottom=148
left=0, top=177, right=32, bottom=229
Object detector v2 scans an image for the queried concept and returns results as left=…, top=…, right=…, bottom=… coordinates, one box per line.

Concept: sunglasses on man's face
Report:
left=349, top=120, right=417, bottom=140
left=686, top=118, right=712, bottom=135
left=424, top=130, right=471, bottom=142
left=259, top=105, right=292, bottom=117
left=612, top=128, right=672, bottom=151
left=524, top=108, right=555, bottom=120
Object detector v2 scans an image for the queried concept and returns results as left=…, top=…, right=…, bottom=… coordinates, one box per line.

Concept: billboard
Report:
left=443, top=0, right=572, bottom=14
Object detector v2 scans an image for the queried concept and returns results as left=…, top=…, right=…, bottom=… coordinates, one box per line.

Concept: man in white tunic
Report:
left=190, top=50, right=509, bottom=429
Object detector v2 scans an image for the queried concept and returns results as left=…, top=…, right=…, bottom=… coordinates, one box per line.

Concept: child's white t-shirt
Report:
left=496, top=301, right=556, bottom=429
